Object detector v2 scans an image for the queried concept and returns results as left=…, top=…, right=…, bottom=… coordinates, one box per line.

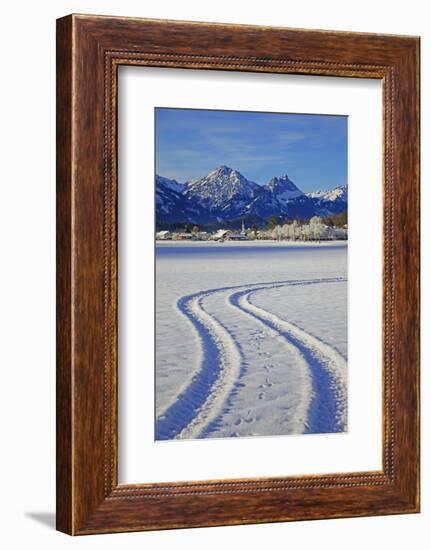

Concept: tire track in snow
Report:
left=230, top=284, right=347, bottom=433
left=155, top=290, right=241, bottom=440
left=156, top=277, right=346, bottom=439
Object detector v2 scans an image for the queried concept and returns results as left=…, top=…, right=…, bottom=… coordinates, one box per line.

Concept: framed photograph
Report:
left=56, top=14, right=420, bottom=534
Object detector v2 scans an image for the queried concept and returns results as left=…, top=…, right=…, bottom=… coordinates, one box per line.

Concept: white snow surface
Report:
left=155, top=241, right=347, bottom=440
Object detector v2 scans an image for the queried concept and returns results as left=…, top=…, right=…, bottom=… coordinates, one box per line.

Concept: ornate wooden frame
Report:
left=56, top=14, right=420, bottom=534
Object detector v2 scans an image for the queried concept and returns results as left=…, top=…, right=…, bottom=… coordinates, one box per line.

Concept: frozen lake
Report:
left=155, top=241, right=348, bottom=440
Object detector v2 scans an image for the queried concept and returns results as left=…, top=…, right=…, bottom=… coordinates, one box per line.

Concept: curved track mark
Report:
left=155, top=291, right=241, bottom=440
left=156, top=277, right=346, bottom=439
left=230, top=285, right=347, bottom=433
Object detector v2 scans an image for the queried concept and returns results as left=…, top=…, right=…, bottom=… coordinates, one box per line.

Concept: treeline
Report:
left=266, top=210, right=347, bottom=230
left=156, top=210, right=348, bottom=233
left=258, top=215, right=348, bottom=241
left=321, top=211, right=348, bottom=228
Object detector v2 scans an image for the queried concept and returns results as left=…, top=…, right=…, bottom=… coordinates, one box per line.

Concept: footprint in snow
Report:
left=259, top=379, right=273, bottom=389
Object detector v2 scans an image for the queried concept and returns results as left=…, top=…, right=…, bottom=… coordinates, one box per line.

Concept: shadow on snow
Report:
left=155, top=277, right=345, bottom=440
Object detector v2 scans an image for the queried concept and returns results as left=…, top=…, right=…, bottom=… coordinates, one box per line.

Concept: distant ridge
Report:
left=156, top=165, right=347, bottom=229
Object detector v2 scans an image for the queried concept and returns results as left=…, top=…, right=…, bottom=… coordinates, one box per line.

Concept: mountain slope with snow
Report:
left=156, top=175, right=185, bottom=194
left=307, top=186, right=348, bottom=216
left=307, top=185, right=347, bottom=202
left=155, top=167, right=347, bottom=228
left=156, top=175, right=207, bottom=225
left=268, top=175, right=304, bottom=200
left=184, top=165, right=261, bottom=219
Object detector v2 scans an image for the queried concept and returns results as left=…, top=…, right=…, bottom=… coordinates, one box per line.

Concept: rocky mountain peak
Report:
left=267, top=174, right=304, bottom=200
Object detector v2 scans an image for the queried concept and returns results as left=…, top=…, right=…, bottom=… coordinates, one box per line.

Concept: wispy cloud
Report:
left=155, top=108, right=347, bottom=191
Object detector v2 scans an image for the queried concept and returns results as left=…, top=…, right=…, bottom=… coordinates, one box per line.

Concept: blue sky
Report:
left=155, top=108, right=347, bottom=193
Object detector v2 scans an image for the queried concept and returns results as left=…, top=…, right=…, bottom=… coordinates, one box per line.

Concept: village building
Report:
left=156, top=218, right=347, bottom=243
left=210, top=229, right=231, bottom=241
left=331, top=226, right=348, bottom=240
left=173, top=232, right=196, bottom=241
left=197, top=231, right=210, bottom=241
left=226, top=232, right=249, bottom=241
left=155, top=230, right=172, bottom=240
left=226, top=219, right=249, bottom=241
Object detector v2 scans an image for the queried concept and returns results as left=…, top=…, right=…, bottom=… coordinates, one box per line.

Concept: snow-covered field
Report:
left=155, top=241, right=347, bottom=440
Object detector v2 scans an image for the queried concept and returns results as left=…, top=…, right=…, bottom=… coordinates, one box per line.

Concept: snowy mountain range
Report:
left=306, top=186, right=348, bottom=216
left=156, top=165, right=347, bottom=229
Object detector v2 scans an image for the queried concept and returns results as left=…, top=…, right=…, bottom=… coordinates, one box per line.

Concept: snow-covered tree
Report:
left=271, top=225, right=283, bottom=240
left=309, top=216, right=326, bottom=241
